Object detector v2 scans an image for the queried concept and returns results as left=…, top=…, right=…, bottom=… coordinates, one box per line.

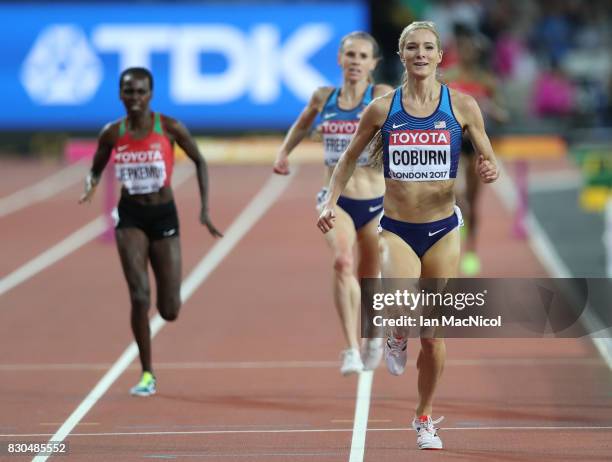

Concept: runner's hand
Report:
left=317, top=205, right=336, bottom=233
left=273, top=153, right=290, bottom=175
left=200, top=210, right=223, bottom=238
left=477, top=155, right=499, bottom=183
left=78, top=172, right=99, bottom=204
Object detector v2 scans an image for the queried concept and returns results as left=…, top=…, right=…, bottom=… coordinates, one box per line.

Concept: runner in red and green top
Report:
left=79, top=67, right=222, bottom=396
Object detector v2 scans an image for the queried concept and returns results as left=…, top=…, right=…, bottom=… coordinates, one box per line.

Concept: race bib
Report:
left=114, top=149, right=167, bottom=194
left=322, top=120, right=369, bottom=166
left=388, top=130, right=451, bottom=181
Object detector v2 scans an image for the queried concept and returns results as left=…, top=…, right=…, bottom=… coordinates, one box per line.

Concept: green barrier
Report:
left=570, top=145, right=612, bottom=212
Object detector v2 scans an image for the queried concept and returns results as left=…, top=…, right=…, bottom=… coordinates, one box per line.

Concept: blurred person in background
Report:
left=443, top=23, right=508, bottom=275
left=317, top=21, right=499, bottom=449
left=532, top=58, right=576, bottom=119
left=273, top=32, right=393, bottom=376
left=79, top=67, right=222, bottom=396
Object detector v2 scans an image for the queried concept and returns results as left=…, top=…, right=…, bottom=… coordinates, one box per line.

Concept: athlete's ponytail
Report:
left=367, top=130, right=384, bottom=170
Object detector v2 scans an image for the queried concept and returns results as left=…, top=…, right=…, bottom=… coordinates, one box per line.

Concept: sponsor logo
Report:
left=392, top=122, right=409, bottom=129
left=150, top=142, right=161, bottom=149
left=116, top=144, right=129, bottom=152
left=428, top=228, right=446, bottom=236
left=321, top=120, right=358, bottom=134
left=389, top=130, right=450, bottom=145
left=20, top=25, right=103, bottom=105
left=368, top=204, right=383, bottom=213
left=22, top=22, right=335, bottom=105
left=114, top=150, right=163, bottom=163
left=323, top=112, right=337, bottom=119
left=162, top=228, right=177, bottom=237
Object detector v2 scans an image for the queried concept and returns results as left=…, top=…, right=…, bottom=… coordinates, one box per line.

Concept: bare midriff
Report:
left=383, top=179, right=455, bottom=223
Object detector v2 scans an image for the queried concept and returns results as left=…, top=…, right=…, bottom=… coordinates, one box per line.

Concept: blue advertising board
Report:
left=0, top=2, right=367, bottom=130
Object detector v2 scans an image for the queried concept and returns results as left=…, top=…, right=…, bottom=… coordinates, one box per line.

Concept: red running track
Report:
left=0, top=160, right=610, bottom=461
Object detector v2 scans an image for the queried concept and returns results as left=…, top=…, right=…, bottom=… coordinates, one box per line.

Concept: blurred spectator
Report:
left=532, top=59, right=576, bottom=118
left=531, top=0, right=575, bottom=64
left=422, top=0, right=483, bottom=45
left=374, top=0, right=612, bottom=130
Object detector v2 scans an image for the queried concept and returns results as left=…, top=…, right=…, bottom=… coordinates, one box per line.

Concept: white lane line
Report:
left=0, top=162, right=87, bottom=218
left=493, top=163, right=612, bottom=370
left=0, top=360, right=337, bottom=371
left=144, top=451, right=343, bottom=459
left=31, top=170, right=296, bottom=462
left=348, top=370, right=373, bottom=462
left=333, top=420, right=391, bottom=424
left=0, top=165, right=193, bottom=297
left=0, top=217, right=107, bottom=295
left=1, top=357, right=603, bottom=372
left=5, top=425, right=611, bottom=439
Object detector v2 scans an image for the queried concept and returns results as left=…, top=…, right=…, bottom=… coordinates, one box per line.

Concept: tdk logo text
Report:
left=21, top=23, right=333, bottom=105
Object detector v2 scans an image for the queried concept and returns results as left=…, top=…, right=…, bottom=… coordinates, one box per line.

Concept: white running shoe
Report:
left=412, top=415, right=444, bottom=450
left=361, top=338, right=383, bottom=370
left=384, top=336, right=407, bottom=375
left=340, top=348, right=364, bottom=376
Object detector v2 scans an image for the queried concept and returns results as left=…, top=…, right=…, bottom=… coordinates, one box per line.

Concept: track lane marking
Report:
left=0, top=165, right=193, bottom=297
left=31, top=170, right=296, bottom=462
left=4, top=425, right=611, bottom=439
left=348, top=370, right=373, bottom=462
left=0, top=162, right=87, bottom=218
left=0, top=357, right=602, bottom=372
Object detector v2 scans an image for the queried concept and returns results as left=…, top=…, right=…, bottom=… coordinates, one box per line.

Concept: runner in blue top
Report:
left=274, top=32, right=393, bottom=376
left=317, top=22, right=499, bottom=450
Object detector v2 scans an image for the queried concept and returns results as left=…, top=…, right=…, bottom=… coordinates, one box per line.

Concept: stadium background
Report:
left=3, top=0, right=611, bottom=277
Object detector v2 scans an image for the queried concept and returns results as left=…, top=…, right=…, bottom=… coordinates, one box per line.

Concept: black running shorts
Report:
left=115, top=196, right=180, bottom=240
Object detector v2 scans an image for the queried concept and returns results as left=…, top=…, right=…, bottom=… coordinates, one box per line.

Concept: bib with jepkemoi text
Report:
left=322, top=120, right=369, bottom=167
left=387, top=130, right=451, bottom=181
left=114, top=149, right=167, bottom=194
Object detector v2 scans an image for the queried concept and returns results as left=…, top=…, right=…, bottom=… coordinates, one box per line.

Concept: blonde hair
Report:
left=339, top=31, right=381, bottom=84
left=368, top=21, right=441, bottom=169
left=398, top=21, right=441, bottom=55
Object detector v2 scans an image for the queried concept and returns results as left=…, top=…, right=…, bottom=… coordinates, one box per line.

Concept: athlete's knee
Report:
left=160, top=310, right=179, bottom=322
left=420, top=337, right=444, bottom=355
left=158, top=295, right=181, bottom=322
left=333, top=252, right=353, bottom=275
left=129, top=288, right=150, bottom=311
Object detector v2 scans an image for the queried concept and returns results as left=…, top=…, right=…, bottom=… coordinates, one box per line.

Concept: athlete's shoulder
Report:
left=159, top=113, right=185, bottom=136
left=372, top=83, right=394, bottom=98
left=448, top=87, right=481, bottom=125
left=448, top=87, right=478, bottom=111
left=312, top=86, right=334, bottom=105
left=98, top=118, right=121, bottom=145
left=370, top=87, right=395, bottom=111
left=159, top=113, right=178, bottom=128
left=361, top=88, right=394, bottom=126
